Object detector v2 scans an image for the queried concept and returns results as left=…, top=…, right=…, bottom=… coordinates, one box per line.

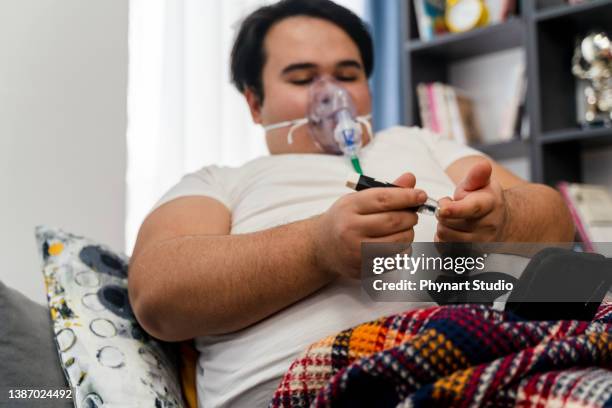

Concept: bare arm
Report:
left=499, top=183, right=575, bottom=242
left=129, top=173, right=427, bottom=342
left=128, top=196, right=331, bottom=341
left=439, top=156, right=574, bottom=242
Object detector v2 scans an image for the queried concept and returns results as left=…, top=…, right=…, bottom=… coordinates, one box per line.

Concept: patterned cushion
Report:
left=35, top=226, right=185, bottom=408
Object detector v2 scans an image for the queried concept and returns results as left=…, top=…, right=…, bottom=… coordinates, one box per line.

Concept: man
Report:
left=128, top=0, right=574, bottom=406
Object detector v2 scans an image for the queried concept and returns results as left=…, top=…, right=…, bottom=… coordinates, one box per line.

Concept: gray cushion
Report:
left=0, top=280, right=72, bottom=407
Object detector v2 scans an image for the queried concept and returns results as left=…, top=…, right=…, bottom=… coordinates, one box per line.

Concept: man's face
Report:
left=247, top=16, right=372, bottom=154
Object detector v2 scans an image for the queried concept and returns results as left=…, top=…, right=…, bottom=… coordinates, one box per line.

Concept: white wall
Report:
left=0, top=0, right=128, bottom=303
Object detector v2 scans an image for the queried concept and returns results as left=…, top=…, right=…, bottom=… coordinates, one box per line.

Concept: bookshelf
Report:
left=400, top=0, right=612, bottom=186
left=406, top=17, right=525, bottom=58
left=541, top=127, right=612, bottom=146
left=471, top=139, right=530, bottom=161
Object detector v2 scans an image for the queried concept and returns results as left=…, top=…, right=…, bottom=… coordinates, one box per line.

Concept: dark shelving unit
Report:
left=406, top=17, right=525, bottom=59
left=541, top=127, right=612, bottom=145
left=400, top=0, right=612, bottom=186
left=535, top=0, right=612, bottom=19
left=470, top=139, right=530, bottom=161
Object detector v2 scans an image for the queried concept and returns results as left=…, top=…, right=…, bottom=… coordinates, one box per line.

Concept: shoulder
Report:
left=187, top=164, right=238, bottom=181
left=186, top=154, right=277, bottom=184
left=152, top=164, right=240, bottom=213
left=375, top=125, right=454, bottom=142
left=369, top=126, right=441, bottom=155
left=154, top=155, right=284, bottom=210
left=373, top=125, right=439, bottom=147
left=379, top=126, right=485, bottom=167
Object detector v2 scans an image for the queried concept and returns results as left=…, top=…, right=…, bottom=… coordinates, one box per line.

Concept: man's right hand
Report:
left=312, top=172, right=426, bottom=279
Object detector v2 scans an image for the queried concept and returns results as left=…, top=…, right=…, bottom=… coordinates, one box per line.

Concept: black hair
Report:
left=230, top=0, right=373, bottom=103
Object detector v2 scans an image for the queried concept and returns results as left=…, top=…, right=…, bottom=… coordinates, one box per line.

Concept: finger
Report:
left=438, top=193, right=493, bottom=219
left=358, top=211, right=419, bottom=237
left=436, top=224, right=475, bottom=243
left=354, top=187, right=428, bottom=214
left=364, top=228, right=415, bottom=244
left=438, top=196, right=453, bottom=205
left=392, top=172, right=416, bottom=188
left=456, top=160, right=492, bottom=196
left=437, top=196, right=453, bottom=216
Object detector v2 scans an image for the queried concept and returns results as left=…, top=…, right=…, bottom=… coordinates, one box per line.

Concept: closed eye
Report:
left=289, top=77, right=315, bottom=86
left=336, top=75, right=358, bottom=82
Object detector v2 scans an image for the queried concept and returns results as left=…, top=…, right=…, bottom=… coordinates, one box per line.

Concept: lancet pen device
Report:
left=345, top=173, right=439, bottom=216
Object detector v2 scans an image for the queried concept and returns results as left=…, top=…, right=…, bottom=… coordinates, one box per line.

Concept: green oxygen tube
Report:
left=351, top=155, right=363, bottom=175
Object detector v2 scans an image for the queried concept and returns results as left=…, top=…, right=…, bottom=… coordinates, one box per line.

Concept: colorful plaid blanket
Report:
left=270, top=304, right=612, bottom=407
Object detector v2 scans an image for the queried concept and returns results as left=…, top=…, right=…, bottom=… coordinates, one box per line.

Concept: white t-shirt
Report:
left=154, top=126, right=485, bottom=407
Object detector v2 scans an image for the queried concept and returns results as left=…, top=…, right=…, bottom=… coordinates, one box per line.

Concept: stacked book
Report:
left=558, top=182, right=612, bottom=254
left=416, top=79, right=528, bottom=145
left=417, top=82, right=482, bottom=144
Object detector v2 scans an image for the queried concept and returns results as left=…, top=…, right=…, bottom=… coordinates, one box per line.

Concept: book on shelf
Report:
left=446, top=85, right=468, bottom=145
left=417, top=60, right=528, bottom=146
left=413, top=0, right=447, bottom=41
left=517, top=108, right=530, bottom=140
left=417, top=82, right=482, bottom=144
left=413, top=0, right=517, bottom=41
left=485, top=0, right=517, bottom=25
left=499, top=62, right=527, bottom=141
left=558, top=182, right=612, bottom=254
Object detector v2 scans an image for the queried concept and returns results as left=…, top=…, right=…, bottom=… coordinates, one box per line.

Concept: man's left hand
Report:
left=435, top=160, right=508, bottom=242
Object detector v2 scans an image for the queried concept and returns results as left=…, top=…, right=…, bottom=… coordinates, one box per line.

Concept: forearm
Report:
left=128, top=216, right=331, bottom=341
left=501, top=183, right=575, bottom=242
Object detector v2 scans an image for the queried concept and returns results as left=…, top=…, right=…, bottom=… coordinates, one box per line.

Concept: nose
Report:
left=313, top=73, right=336, bottom=84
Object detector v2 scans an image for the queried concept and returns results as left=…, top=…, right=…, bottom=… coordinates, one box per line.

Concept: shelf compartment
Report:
left=535, top=2, right=612, bottom=133
left=405, top=18, right=525, bottom=61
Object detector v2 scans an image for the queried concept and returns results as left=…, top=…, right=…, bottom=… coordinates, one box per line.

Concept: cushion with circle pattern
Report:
left=35, top=226, right=185, bottom=408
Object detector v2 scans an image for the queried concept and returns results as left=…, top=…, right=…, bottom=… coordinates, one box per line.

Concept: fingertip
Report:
left=462, top=160, right=493, bottom=191
left=471, top=159, right=492, bottom=175
left=417, top=190, right=427, bottom=203
left=393, top=172, right=416, bottom=188
left=480, top=159, right=493, bottom=172
left=437, top=197, right=453, bottom=218
left=438, top=207, right=452, bottom=218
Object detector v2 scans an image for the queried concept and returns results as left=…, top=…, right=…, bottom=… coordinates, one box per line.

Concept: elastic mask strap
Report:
left=287, top=120, right=307, bottom=145
left=263, top=118, right=308, bottom=145
left=263, top=118, right=307, bottom=132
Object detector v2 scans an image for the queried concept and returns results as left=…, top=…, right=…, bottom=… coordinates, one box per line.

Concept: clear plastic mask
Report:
left=263, top=77, right=372, bottom=157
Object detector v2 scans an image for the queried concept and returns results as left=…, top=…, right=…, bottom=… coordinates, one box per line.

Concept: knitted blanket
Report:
left=270, top=304, right=612, bottom=407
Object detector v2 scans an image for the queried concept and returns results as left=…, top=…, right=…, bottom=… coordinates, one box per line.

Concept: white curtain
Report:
left=126, top=0, right=364, bottom=253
